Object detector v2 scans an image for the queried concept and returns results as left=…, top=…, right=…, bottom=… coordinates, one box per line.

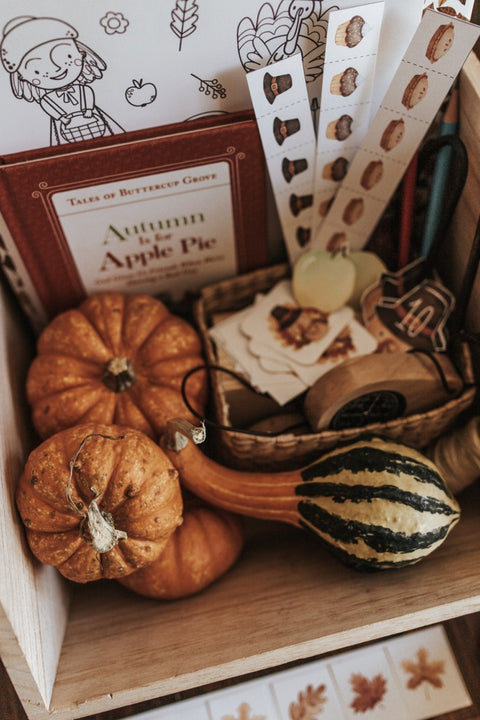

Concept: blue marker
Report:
left=420, top=87, right=459, bottom=259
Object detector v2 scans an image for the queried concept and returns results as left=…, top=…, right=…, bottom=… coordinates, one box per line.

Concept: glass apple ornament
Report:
left=347, top=250, right=386, bottom=310
left=292, top=249, right=356, bottom=313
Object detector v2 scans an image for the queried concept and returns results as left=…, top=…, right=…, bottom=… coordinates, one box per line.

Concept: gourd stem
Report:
left=66, top=433, right=128, bottom=553
left=103, top=357, right=136, bottom=392
left=164, top=421, right=300, bottom=525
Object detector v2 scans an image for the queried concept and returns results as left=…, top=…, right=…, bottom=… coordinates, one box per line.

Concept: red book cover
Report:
left=0, top=111, right=268, bottom=331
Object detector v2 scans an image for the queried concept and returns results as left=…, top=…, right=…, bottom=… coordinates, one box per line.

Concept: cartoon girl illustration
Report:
left=0, top=15, right=124, bottom=145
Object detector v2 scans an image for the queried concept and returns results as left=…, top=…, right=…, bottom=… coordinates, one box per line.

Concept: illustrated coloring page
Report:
left=0, top=0, right=428, bottom=156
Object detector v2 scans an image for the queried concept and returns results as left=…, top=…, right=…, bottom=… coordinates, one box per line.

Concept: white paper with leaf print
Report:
left=0, top=0, right=424, bottom=157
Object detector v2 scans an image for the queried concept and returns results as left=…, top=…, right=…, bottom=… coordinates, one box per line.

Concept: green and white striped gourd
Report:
left=164, top=420, right=461, bottom=571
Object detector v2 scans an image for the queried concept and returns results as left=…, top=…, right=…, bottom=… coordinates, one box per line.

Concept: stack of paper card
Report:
left=209, top=279, right=377, bottom=405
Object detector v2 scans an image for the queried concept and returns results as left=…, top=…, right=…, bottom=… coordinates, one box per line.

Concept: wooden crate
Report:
left=1, top=52, right=480, bottom=720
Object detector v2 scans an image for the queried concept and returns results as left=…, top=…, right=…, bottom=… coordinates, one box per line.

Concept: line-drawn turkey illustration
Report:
left=237, top=0, right=332, bottom=83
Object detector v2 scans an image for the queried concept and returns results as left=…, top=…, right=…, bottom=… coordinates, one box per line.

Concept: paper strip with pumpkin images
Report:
left=246, top=53, right=317, bottom=264
left=311, top=9, right=480, bottom=252
left=311, top=2, right=385, bottom=238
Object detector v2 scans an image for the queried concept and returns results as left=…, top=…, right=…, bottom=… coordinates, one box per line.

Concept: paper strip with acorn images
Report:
left=311, top=2, right=385, bottom=241
left=246, top=52, right=317, bottom=264
left=312, top=9, right=480, bottom=252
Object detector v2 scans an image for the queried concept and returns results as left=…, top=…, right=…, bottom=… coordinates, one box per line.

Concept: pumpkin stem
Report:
left=66, top=433, right=129, bottom=553
left=81, top=495, right=128, bottom=553
left=103, top=357, right=136, bottom=392
left=165, top=418, right=206, bottom=452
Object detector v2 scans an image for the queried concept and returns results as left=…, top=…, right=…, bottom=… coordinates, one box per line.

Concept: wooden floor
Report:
left=1, top=613, right=480, bottom=720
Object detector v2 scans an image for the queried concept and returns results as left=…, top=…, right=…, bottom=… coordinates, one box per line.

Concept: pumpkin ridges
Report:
left=138, top=315, right=203, bottom=365
left=16, top=423, right=184, bottom=582
left=31, top=386, right=118, bottom=440
left=26, top=355, right=103, bottom=400
left=26, top=527, right=84, bottom=566
left=27, top=292, right=207, bottom=440
left=37, top=310, right=113, bottom=363
left=110, top=391, right=156, bottom=439
left=121, top=294, right=171, bottom=351
left=79, top=292, right=128, bottom=356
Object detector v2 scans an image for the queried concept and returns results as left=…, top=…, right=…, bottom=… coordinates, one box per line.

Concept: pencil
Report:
left=420, top=87, right=459, bottom=259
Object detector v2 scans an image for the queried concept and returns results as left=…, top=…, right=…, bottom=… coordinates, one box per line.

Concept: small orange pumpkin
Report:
left=26, top=292, right=207, bottom=440
left=118, top=497, right=244, bottom=599
left=16, top=423, right=183, bottom=583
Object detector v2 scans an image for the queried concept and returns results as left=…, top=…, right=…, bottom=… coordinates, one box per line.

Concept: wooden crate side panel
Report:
left=448, top=52, right=480, bottom=333
left=0, top=281, right=70, bottom=715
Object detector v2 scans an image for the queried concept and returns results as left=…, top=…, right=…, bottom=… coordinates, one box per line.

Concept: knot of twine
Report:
left=65, top=433, right=128, bottom=554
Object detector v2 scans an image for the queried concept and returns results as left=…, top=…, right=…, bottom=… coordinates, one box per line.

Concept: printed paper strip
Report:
left=312, top=2, right=385, bottom=240
left=247, top=53, right=317, bottom=263
left=311, top=9, right=480, bottom=252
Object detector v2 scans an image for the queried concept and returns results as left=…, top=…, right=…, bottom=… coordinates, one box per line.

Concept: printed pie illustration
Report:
left=360, top=160, right=384, bottom=189
left=270, top=304, right=329, bottom=348
left=380, top=119, right=405, bottom=151
left=322, top=156, right=349, bottom=181
left=335, top=15, right=368, bottom=48
left=318, top=195, right=334, bottom=217
left=326, top=114, right=353, bottom=141
left=342, top=197, right=364, bottom=225
left=402, top=72, right=429, bottom=109
left=330, top=67, right=359, bottom=97
left=426, top=22, right=455, bottom=63
left=326, top=232, right=348, bottom=252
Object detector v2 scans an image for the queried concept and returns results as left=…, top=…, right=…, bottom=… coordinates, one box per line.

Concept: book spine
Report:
left=0, top=209, right=48, bottom=334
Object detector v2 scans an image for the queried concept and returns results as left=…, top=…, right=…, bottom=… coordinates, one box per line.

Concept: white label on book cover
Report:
left=51, top=161, right=237, bottom=301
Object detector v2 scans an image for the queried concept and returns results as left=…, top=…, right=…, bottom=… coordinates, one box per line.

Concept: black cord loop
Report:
left=180, top=364, right=306, bottom=437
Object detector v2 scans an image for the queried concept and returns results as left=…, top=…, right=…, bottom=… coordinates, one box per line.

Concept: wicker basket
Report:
left=193, top=264, right=477, bottom=471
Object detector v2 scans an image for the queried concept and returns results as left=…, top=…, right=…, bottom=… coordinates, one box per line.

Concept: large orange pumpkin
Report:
left=26, top=292, right=207, bottom=440
left=16, top=423, right=183, bottom=583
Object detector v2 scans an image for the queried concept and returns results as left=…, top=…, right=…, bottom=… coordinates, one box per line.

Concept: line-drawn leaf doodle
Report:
left=171, top=0, right=199, bottom=51
left=191, top=73, right=227, bottom=99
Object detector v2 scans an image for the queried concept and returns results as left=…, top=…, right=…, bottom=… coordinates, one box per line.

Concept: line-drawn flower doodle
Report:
left=100, top=11, right=129, bottom=35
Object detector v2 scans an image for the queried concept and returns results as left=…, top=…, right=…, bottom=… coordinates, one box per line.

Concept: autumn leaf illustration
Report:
left=170, top=0, right=199, bottom=51
left=289, top=682, right=327, bottom=719
left=350, top=673, right=387, bottom=713
left=221, top=701, right=266, bottom=720
left=402, top=647, right=445, bottom=698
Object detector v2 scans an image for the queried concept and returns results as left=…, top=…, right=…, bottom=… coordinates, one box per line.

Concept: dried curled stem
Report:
left=165, top=418, right=206, bottom=452
left=65, top=433, right=128, bottom=553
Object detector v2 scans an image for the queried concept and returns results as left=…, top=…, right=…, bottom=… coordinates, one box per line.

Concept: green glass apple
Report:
left=292, top=249, right=356, bottom=313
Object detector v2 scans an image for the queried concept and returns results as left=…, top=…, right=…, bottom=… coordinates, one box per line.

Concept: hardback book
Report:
left=0, top=111, right=268, bottom=332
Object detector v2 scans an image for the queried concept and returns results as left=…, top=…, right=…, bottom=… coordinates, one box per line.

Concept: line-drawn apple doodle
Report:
left=125, top=79, right=157, bottom=106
